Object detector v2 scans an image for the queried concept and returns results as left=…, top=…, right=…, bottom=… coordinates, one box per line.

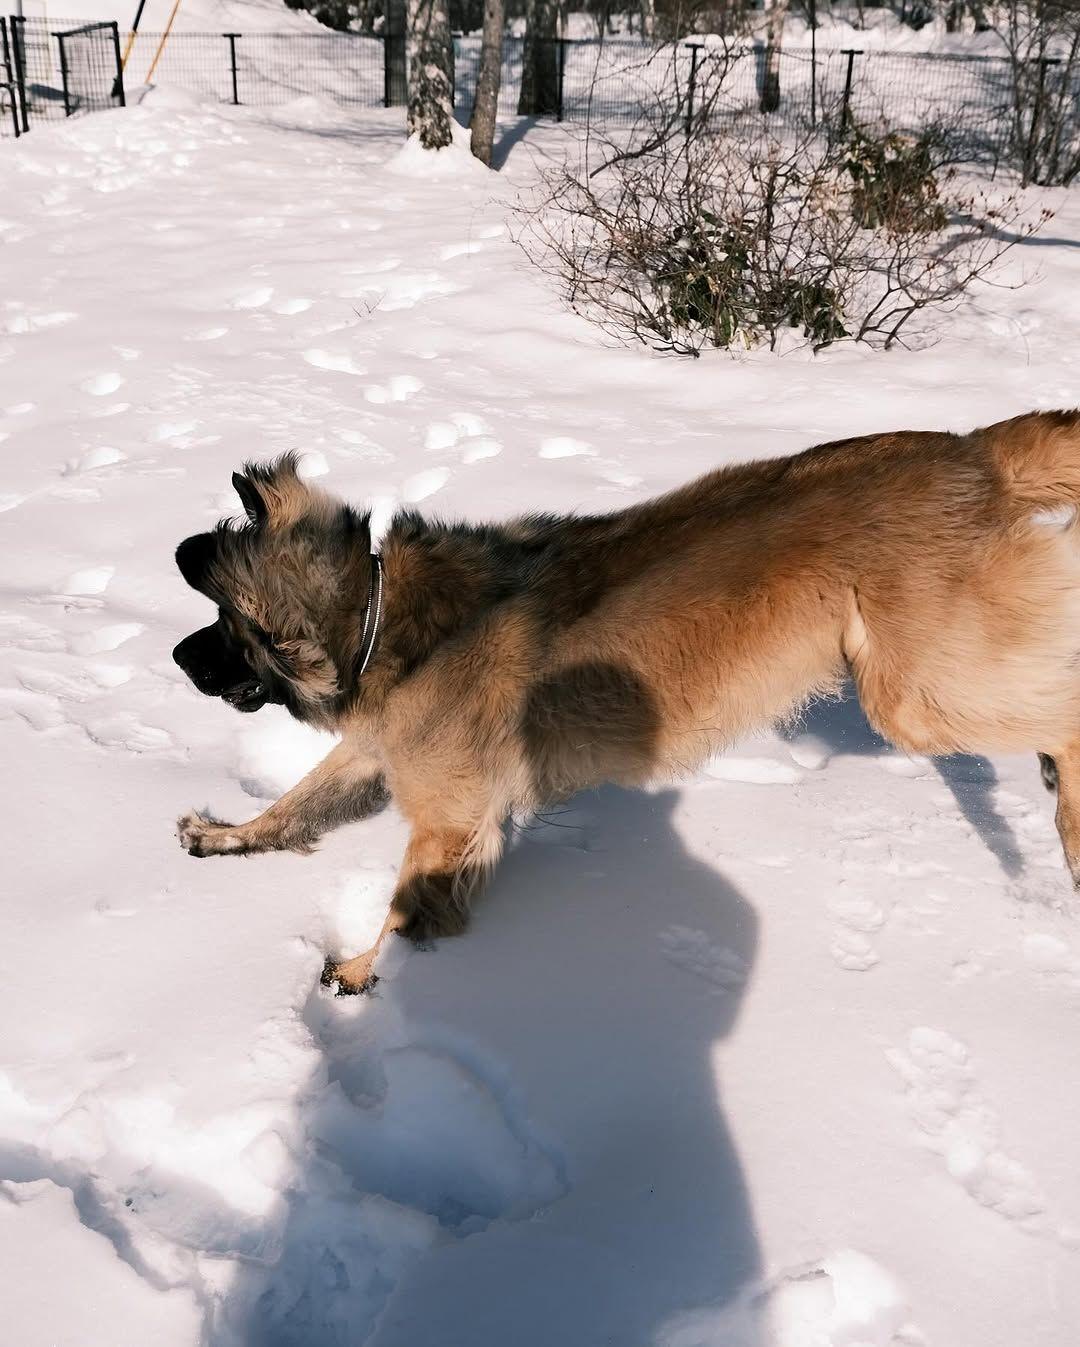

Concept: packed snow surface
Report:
left=3, top=91, right=1080, bottom=1347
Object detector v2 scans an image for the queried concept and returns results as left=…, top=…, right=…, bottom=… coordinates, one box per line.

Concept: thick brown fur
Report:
left=174, top=413, right=1080, bottom=991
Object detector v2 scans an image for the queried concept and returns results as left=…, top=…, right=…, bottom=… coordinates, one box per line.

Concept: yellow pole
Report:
left=118, top=0, right=149, bottom=74
left=145, top=0, right=182, bottom=85
left=119, top=28, right=138, bottom=72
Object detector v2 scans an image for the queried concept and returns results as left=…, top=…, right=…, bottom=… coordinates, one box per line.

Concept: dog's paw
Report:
left=320, top=954, right=379, bottom=996
left=177, top=810, right=247, bottom=858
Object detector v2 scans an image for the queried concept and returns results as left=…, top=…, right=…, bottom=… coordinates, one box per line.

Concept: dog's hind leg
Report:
left=1048, top=742, right=1080, bottom=887
left=178, top=741, right=388, bottom=857
left=322, top=813, right=504, bottom=994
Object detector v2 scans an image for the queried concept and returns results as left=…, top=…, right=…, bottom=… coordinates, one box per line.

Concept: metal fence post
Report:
left=109, top=20, right=125, bottom=106
left=1, top=17, right=19, bottom=136
left=684, top=40, right=702, bottom=138
left=11, top=14, right=28, bottom=133
left=382, top=30, right=406, bottom=108
left=56, top=30, right=72, bottom=116
left=809, top=0, right=817, bottom=125
left=556, top=35, right=566, bottom=122
left=1026, top=55, right=1059, bottom=184
left=839, top=46, right=862, bottom=132
left=225, top=31, right=239, bottom=104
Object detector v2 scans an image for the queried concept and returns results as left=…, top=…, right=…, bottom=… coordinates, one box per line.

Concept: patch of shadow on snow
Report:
left=783, top=683, right=1026, bottom=880
left=218, top=787, right=765, bottom=1347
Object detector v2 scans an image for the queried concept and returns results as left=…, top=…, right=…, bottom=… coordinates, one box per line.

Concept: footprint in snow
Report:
left=439, top=240, right=485, bottom=260
left=461, top=437, right=502, bottom=464
left=885, top=1026, right=1061, bottom=1238
left=1022, top=932, right=1080, bottom=985
left=63, top=447, right=126, bottom=475
left=876, top=750, right=932, bottom=778
left=271, top=297, right=313, bottom=315
left=828, top=886, right=888, bottom=972
left=663, top=1248, right=918, bottom=1347
left=84, top=713, right=175, bottom=756
left=539, top=436, right=594, bottom=459
left=703, top=756, right=803, bottom=786
left=596, top=462, right=644, bottom=488
left=303, top=348, right=364, bottom=376
left=231, top=286, right=274, bottom=310
left=365, top=374, right=423, bottom=404
left=402, top=468, right=451, bottom=504
left=659, top=925, right=748, bottom=995
left=787, top=732, right=832, bottom=770
left=80, top=372, right=124, bottom=397
left=296, top=451, right=329, bottom=479
left=2, top=310, right=77, bottom=335
left=57, top=566, right=113, bottom=597
left=0, top=616, right=65, bottom=652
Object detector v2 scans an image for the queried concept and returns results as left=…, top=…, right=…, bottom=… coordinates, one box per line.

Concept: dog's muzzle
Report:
left=173, top=621, right=268, bottom=713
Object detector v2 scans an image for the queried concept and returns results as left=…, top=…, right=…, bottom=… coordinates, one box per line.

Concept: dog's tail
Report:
left=988, top=409, right=1080, bottom=520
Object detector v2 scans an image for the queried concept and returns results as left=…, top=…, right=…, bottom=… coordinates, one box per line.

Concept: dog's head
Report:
left=172, top=455, right=372, bottom=726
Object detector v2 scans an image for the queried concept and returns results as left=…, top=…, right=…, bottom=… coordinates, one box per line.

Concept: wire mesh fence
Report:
left=8, top=14, right=83, bottom=127
left=55, top=20, right=124, bottom=116
left=4, top=18, right=1078, bottom=182
left=120, top=29, right=386, bottom=108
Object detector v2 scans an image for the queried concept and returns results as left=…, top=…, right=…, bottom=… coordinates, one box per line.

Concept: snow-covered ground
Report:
left=3, top=92, right=1080, bottom=1347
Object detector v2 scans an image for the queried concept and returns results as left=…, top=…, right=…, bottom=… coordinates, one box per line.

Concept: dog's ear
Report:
left=232, top=455, right=310, bottom=530
left=175, top=532, right=220, bottom=595
left=232, top=471, right=267, bottom=527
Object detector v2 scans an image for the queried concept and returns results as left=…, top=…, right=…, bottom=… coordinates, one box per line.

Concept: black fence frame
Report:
left=6, top=14, right=124, bottom=132
left=0, top=15, right=20, bottom=136
left=55, top=20, right=124, bottom=116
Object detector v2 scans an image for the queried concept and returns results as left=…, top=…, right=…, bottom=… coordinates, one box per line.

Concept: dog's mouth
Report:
left=222, top=681, right=268, bottom=713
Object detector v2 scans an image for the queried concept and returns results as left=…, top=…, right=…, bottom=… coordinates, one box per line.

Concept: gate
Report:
left=55, top=21, right=125, bottom=117
left=3, top=16, right=124, bottom=136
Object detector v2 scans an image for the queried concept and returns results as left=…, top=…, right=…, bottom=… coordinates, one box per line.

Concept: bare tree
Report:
left=469, top=0, right=504, bottom=164
left=408, top=0, right=455, bottom=148
left=759, top=0, right=789, bottom=112
left=994, top=0, right=1080, bottom=183
left=519, top=0, right=560, bottom=115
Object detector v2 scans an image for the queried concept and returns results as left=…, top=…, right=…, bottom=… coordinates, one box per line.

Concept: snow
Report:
left=3, top=86, right=1080, bottom=1347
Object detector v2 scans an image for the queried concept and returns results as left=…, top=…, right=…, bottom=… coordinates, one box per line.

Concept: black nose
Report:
left=173, top=621, right=249, bottom=697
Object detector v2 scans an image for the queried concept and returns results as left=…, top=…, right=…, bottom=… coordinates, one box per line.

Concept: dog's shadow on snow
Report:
left=787, top=687, right=1027, bottom=879
left=224, top=787, right=764, bottom=1347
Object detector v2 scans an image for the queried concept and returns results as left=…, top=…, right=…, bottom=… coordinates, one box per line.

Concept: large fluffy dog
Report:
left=174, top=410, right=1080, bottom=991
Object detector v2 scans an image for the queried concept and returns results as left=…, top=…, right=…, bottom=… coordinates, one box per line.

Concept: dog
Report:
left=173, top=410, right=1080, bottom=992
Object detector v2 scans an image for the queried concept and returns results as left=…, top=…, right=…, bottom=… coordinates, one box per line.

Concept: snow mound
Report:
left=387, top=121, right=492, bottom=181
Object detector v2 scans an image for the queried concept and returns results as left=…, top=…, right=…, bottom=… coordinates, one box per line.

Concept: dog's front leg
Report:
left=322, top=816, right=501, bottom=994
left=178, top=742, right=388, bottom=858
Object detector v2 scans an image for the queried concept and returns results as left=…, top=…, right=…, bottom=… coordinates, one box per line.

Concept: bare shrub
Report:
left=516, top=118, right=1050, bottom=355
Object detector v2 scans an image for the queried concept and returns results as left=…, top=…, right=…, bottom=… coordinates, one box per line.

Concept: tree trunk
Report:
left=518, top=0, right=559, bottom=116
left=469, top=0, right=504, bottom=164
left=407, top=0, right=454, bottom=148
left=640, top=0, right=655, bottom=40
left=759, top=0, right=788, bottom=113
